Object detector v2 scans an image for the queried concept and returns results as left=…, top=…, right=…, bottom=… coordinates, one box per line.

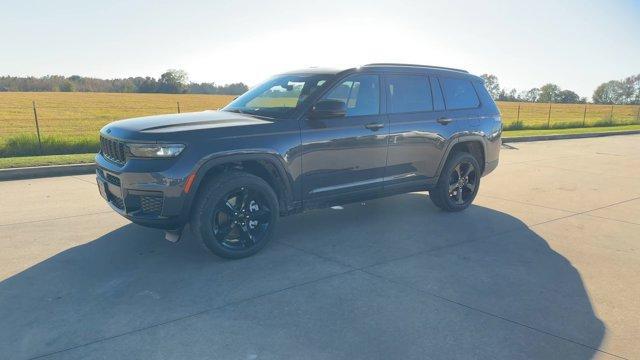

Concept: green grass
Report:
left=0, top=153, right=95, bottom=169
left=1, top=125, right=638, bottom=169
left=0, top=134, right=99, bottom=157
left=503, top=124, right=640, bottom=138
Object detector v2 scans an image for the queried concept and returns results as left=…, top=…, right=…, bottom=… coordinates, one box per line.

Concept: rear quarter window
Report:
left=441, top=78, right=480, bottom=110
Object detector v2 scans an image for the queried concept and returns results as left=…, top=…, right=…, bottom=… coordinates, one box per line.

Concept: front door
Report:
left=300, top=74, right=388, bottom=202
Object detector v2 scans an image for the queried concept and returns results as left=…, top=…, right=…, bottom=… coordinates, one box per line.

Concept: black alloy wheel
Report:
left=430, top=152, right=481, bottom=212
left=191, top=171, right=279, bottom=259
left=212, top=186, right=272, bottom=250
left=447, top=161, right=477, bottom=206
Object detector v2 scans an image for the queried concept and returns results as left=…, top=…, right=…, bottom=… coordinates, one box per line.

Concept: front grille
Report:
left=100, top=136, right=127, bottom=165
left=140, top=195, right=163, bottom=216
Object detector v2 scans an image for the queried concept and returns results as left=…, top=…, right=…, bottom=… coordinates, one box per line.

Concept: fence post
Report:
left=516, top=104, right=521, bottom=123
left=177, top=101, right=181, bottom=114
left=32, top=101, right=43, bottom=155
left=547, top=102, right=552, bottom=128
left=610, top=105, right=614, bottom=123
left=637, top=105, right=640, bottom=123
left=582, top=104, right=587, bottom=127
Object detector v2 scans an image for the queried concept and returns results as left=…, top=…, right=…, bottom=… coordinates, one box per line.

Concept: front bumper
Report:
left=95, top=154, right=192, bottom=229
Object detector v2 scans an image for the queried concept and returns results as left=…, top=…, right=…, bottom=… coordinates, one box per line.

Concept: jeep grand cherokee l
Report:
left=96, top=63, right=501, bottom=259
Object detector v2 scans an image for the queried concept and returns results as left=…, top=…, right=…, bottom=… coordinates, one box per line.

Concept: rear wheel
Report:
left=430, top=152, right=480, bottom=212
left=191, top=171, right=279, bottom=259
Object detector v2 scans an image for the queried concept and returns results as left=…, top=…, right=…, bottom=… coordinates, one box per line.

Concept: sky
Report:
left=1, top=0, right=639, bottom=98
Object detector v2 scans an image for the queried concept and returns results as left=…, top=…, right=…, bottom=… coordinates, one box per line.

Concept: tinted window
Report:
left=387, top=75, right=432, bottom=113
left=430, top=77, right=446, bottom=111
left=224, top=74, right=331, bottom=119
left=324, top=75, right=379, bottom=116
left=441, top=78, right=480, bottom=110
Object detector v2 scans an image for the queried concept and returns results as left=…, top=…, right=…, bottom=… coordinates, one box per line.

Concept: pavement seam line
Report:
left=477, top=194, right=579, bottom=213
left=28, top=268, right=359, bottom=360
left=358, top=269, right=628, bottom=359
left=70, top=175, right=98, bottom=185
left=520, top=163, right=640, bottom=181
left=581, top=213, right=640, bottom=227
left=528, top=195, right=640, bottom=229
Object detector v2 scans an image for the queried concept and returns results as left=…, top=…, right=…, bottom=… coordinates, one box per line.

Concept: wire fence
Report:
left=1, top=96, right=639, bottom=149
left=497, top=102, right=640, bottom=130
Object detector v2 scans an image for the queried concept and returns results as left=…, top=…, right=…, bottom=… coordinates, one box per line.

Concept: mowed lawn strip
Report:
left=2, top=124, right=640, bottom=169
left=503, top=124, right=640, bottom=138
left=0, top=153, right=95, bottom=169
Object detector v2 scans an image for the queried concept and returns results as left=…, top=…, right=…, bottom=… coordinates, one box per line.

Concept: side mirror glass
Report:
left=311, top=99, right=347, bottom=118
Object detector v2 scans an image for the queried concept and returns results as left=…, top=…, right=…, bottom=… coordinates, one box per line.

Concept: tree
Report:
left=557, top=89, right=580, bottom=103
left=519, top=88, right=540, bottom=102
left=592, top=75, right=640, bottom=104
left=59, top=80, right=76, bottom=92
left=480, top=74, right=500, bottom=100
left=158, top=69, right=189, bottom=93
left=621, top=74, right=640, bottom=104
left=538, top=83, right=562, bottom=103
left=592, top=80, right=622, bottom=104
left=497, top=88, right=518, bottom=101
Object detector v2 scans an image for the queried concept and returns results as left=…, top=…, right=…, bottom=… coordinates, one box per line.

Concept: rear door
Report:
left=383, top=74, right=458, bottom=190
left=300, top=74, right=389, bottom=201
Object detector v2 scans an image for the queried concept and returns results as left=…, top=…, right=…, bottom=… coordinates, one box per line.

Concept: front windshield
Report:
left=222, top=74, right=332, bottom=119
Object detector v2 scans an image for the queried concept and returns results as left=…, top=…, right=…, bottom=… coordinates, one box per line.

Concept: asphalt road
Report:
left=1, top=135, right=639, bottom=360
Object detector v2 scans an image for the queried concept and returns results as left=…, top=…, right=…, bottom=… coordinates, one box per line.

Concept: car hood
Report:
left=102, top=110, right=272, bottom=135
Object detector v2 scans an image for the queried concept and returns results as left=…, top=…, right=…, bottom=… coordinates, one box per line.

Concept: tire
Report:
left=430, top=152, right=481, bottom=212
left=190, top=171, right=279, bottom=259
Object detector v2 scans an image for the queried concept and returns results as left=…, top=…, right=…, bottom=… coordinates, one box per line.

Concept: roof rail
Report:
left=363, top=63, right=469, bottom=73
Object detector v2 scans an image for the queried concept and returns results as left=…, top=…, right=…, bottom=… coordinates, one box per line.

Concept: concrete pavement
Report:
left=1, top=135, right=639, bottom=359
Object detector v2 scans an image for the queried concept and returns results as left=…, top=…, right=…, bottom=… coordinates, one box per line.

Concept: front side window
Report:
left=441, top=78, right=480, bottom=110
left=386, top=75, right=433, bottom=114
left=323, top=74, right=380, bottom=117
left=223, top=74, right=331, bottom=119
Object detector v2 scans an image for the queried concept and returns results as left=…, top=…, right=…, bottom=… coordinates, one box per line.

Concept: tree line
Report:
left=481, top=73, right=640, bottom=105
left=0, top=69, right=248, bottom=95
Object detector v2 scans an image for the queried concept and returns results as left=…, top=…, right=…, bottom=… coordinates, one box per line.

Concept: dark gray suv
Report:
left=96, top=63, right=501, bottom=258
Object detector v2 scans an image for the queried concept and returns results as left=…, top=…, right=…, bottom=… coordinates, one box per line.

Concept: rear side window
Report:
left=386, top=75, right=433, bottom=113
left=441, top=78, right=480, bottom=110
left=324, top=74, right=379, bottom=116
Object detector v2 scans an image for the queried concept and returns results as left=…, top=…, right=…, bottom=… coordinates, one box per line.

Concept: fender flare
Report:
left=434, top=135, right=488, bottom=180
left=184, top=150, right=296, bottom=215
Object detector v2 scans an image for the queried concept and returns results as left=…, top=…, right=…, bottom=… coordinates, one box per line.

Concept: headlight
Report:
left=128, top=143, right=185, bottom=158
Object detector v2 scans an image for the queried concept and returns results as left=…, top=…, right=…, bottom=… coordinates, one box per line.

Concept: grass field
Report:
left=1, top=92, right=639, bottom=157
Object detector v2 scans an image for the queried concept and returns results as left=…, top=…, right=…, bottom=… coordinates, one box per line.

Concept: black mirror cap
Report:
left=311, top=99, right=347, bottom=118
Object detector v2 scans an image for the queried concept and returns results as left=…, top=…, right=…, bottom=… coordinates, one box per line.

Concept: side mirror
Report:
left=311, top=99, right=347, bottom=118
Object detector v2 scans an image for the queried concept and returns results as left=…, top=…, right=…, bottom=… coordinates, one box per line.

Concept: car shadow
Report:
left=0, top=193, right=604, bottom=359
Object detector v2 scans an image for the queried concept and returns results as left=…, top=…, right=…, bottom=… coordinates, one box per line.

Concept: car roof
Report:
left=281, top=63, right=479, bottom=80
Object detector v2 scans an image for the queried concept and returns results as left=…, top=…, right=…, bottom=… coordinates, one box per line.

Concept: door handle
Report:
left=364, top=123, right=384, bottom=131
left=437, top=117, right=453, bottom=125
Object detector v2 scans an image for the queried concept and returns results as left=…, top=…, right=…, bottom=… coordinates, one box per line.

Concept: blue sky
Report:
left=1, top=0, right=639, bottom=98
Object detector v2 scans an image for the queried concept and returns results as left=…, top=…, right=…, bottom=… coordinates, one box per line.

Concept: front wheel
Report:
left=430, top=152, right=481, bottom=212
left=191, top=171, right=279, bottom=259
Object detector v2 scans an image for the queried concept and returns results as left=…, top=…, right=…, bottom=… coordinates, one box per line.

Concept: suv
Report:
left=96, top=63, right=501, bottom=259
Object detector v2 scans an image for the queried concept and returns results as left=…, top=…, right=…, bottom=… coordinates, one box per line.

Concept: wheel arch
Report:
left=435, top=136, right=487, bottom=179
left=185, top=151, right=295, bottom=217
